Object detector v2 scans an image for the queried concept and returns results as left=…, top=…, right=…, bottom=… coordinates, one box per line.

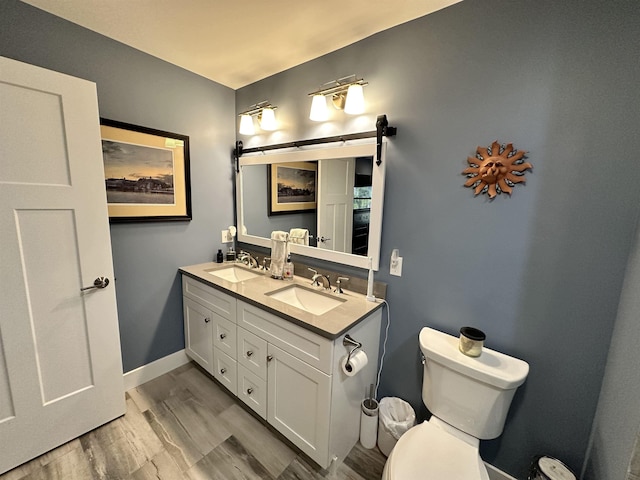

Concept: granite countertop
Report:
left=179, top=261, right=384, bottom=339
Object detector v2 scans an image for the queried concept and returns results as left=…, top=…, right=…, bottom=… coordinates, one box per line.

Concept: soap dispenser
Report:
left=283, top=255, right=294, bottom=279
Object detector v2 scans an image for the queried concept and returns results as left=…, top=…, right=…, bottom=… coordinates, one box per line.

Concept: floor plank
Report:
left=0, top=362, right=387, bottom=480
left=186, top=436, right=275, bottom=480
left=217, top=403, right=297, bottom=479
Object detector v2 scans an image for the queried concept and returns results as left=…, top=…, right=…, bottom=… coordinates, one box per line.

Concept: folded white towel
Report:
left=270, top=230, right=289, bottom=277
left=289, top=228, right=309, bottom=246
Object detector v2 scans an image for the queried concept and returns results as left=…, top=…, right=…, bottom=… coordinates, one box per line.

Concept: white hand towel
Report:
left=270, top=230, right=288, bottom=277
left=289, top=228, right=309, bottom=246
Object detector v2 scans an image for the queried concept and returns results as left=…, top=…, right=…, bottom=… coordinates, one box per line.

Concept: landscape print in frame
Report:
left=268, top=161, right=317, bottom=215
left=100, top=119, right=192, bottom=222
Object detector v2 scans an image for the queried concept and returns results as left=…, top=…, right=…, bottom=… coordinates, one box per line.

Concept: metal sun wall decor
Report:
left=463, top=140, right=532, bottom=198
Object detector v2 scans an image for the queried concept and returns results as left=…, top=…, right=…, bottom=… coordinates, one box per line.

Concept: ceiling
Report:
left=21, top=0, right=460, bottom=90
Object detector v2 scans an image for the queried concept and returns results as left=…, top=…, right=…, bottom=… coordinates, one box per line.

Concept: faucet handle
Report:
left=335, top=277, right=349, bottom=294
left=262, top=257, right=271, bottom=271
left=308, top=268, right=319, bottom=286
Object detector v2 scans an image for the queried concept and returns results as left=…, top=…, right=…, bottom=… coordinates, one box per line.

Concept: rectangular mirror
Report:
left=236, top=141, right=386, bottom=270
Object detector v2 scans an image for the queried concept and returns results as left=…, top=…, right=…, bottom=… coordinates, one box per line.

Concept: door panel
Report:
left=0, top=56, right=125, bottom=474
left=317, top=158, right=354, bottom=252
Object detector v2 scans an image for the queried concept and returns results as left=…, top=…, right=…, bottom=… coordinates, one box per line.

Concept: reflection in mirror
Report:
left=242, top=156, right=373, bottom=256
left=236, top=141, right=386, bottom=270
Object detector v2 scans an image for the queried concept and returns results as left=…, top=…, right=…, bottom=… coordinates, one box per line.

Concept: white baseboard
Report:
left=486, top=462, right=518, bottom=480
left=123, top=349, right=190, bottom=391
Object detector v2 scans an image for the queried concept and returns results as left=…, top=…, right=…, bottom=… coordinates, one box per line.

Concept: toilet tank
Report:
left=420, top=327, right=529, bottom=440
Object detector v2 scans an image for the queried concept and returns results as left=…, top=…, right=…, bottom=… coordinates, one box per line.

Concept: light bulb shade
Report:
left=344, top=84, right=365, bottom=115
left=260, top=107, right=277, bottom=131
left=239, top=114, right=255, bottom=135
left=309, top=94, right=329, bottom=121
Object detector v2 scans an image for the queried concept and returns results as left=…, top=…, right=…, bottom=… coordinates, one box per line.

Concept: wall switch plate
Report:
left=221, top=229, right=231, bottom=243
left=390, top=256, right=403, bottom=276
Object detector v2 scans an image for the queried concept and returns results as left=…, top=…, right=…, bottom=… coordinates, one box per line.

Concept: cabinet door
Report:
left=183, top=297, right=213, bottom=373
left=267, top=344, right=331, bottom=467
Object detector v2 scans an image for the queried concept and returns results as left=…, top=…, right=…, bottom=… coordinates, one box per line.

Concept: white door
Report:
left=0, top=57, right=125, bottom=474
left=317, top=158, right=355, bottom=252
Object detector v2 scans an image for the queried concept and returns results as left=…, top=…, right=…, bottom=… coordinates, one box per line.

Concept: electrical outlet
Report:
left=221, top=229, right=230, bottom=243
left=390, top=256, right=403, bottom=276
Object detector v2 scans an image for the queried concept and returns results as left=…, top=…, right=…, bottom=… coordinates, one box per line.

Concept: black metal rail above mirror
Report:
left=233, top=114, right=397, bottom=172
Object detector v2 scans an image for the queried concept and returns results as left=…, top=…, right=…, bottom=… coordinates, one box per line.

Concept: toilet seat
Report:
left=383, top=421, right=490, bottom=480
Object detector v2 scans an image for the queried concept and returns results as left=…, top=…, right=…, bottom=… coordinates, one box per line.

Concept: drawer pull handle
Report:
left=220, top=368, right=226, bottom=374
left=204, top=317, right=211, bottom=323
left=267, top=355, right=273, bottom=362
left=247, top=387, right=253, bottom=395
left=219, top=333, right=226, bottom=340
left=246, top=350, right=254, bottom=357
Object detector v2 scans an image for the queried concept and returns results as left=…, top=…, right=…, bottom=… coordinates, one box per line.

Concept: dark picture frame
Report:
left=100, top=118, right=192, bottom=223
left=267, top=162, right=317, bottom=216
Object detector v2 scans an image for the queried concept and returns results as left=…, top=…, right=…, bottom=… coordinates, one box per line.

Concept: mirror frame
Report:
left=236, top=140, right=386, bottom=270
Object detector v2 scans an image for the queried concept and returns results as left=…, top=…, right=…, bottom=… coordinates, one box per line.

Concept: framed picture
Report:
left=100, top=118, right=192, bottom=223
left=268, top=162, right=317, bottom=215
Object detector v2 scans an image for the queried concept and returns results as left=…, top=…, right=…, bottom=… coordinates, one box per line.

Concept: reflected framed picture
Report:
left=100, top=118, right=191, bottom=223
left=268, top=161, right=317, bottom=215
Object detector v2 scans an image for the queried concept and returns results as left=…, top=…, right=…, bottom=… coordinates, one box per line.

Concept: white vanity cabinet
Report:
left=181, top=273, right=382, bottom=470
left=182, top=276, right=237, bottom=392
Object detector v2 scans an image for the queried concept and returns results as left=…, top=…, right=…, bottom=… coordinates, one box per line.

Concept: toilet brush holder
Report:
left=360, top=398, right=379, bottom=449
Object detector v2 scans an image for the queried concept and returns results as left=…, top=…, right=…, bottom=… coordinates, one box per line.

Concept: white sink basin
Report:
left=266, top=285, right=345, bottom=315
left=207, top=266, right=261, bottom=283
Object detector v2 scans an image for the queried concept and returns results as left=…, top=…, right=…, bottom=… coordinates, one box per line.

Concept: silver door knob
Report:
left=266, top=355, right=273, bottom=362
left=220, top=368, right=226, bottom=374
left=247, top=387, right=253, bottom=395
left=204, top=317, right=211, bottom=323
left=219, top=333, right=226, bottom=339
left=80, top=277, right=109, bottom=291
left=317, top=236, right=331, bottom=244
left=246, top=350, right=253, bottom=357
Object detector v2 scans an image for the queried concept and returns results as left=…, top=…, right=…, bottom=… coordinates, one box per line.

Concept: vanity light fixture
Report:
left=238, top=101, right=278, bottom=135
left=307, top=75, right=368, bottom=120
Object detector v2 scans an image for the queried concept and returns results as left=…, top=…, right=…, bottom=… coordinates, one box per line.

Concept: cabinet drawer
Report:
left=237, top=301, right=333, bottom=374
left=213, top=316, right=237, bottom=358
left=183, top=276, right=236, bottom=322
left=237, top=327, right=267, bottom=380
left=213, top=348, right=237, bottom=396
left=237, top=365, right=267, bottom=419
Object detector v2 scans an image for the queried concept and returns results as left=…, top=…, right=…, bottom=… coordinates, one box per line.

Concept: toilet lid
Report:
left=386, top=422, right=487, bottom=479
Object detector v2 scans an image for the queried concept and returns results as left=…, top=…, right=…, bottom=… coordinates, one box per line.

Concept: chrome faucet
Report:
left=261, top=256, right=271, bottom=271
left=238, top=251, right=259, bottom=268
left=318, top=275, right=331, bottom=290
left=308, top=268, right=331, bottom=289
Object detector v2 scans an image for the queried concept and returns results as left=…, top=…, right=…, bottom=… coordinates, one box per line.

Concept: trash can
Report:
left=529, top=456, right=577, bottom=480
left=377, top=397, right=416, bottom=456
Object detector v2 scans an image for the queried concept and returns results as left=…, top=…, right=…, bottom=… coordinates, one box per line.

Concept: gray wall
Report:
left=0, top=0, right=236, bottom=372
left=237, top=0, right=640, bottom=477
left=583, top=217, right=640, bottom=479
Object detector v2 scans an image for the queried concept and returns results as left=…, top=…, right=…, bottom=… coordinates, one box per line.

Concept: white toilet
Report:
left=382, top=327, right=529, bottom=479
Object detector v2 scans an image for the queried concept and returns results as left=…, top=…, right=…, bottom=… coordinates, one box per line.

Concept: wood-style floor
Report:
left=1, top=362, right=387, bottom=480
